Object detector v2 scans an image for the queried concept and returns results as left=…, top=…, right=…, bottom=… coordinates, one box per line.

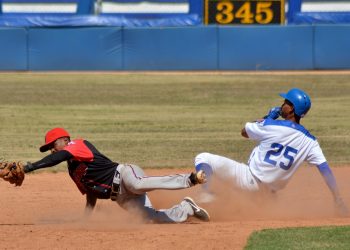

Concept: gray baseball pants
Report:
left=114, top=164, right=195, bottom=223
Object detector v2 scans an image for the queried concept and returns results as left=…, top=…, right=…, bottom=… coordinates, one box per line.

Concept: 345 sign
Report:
left=204, top=0, right=285, bottom=25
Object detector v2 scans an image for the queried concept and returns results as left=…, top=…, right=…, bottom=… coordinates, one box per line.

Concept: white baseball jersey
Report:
left=245, top=118, right=326, bottom=191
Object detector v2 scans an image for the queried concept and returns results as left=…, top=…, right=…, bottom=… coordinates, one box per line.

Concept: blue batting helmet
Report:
left=279, top=88, right=311, bottom=118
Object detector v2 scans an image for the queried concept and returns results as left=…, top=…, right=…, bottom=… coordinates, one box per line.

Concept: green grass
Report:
left=245, top=225, right=350, bottom=250
left=0, top=72, right=349, bottom=169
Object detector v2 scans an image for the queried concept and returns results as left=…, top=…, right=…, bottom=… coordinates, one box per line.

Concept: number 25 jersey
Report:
left=245, top=118, right=326, bottom=191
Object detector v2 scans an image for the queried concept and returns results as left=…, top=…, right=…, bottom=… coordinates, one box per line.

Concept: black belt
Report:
left=110, top=167, right=121, bottom=201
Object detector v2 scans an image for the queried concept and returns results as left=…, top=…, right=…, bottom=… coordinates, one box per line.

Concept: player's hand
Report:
left=335, top=197, right=349, bottom=217
left=263, top=106, right=281, bottom=120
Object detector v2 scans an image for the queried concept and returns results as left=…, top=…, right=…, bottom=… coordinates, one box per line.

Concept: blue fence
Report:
left=2, top=0, right=350, bottom=26
left=1, top=24, right=350, bottom=71
left=123, top=27, right=217, bottom=70
left=0, top=1, right=349, bottom=71
left=218, top=26, right=313, bottom=70
left=314, top=25, right=350, bottom=69
left=28, top=27, right=123, bottom=70
left=0, top=27, right=27, bottom=70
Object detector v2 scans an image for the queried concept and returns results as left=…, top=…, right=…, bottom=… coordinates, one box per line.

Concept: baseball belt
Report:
left=110, top=165, right=121, bottom=201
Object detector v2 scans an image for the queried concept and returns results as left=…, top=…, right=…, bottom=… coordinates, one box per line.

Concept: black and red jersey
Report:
left=29, top=139, right=118, bottom=199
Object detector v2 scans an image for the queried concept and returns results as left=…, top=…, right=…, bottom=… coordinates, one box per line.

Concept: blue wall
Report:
left=123, top=27, right=217, bottom=70
left=314, top=25, right=350, bottom=69
left=28, top=27, right=122, bottom=70
left=0, top=28, right=27, bottom=70
left=0, top=25, right=350, bottom=71
left=219, top=26, right=314, bottom=70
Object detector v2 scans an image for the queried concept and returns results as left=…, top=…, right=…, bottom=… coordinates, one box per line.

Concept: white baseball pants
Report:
left=195, top=152, right=260, bottom=192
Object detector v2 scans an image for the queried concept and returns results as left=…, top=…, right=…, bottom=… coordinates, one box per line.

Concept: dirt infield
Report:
left=1, top=167, right=350, bottom=250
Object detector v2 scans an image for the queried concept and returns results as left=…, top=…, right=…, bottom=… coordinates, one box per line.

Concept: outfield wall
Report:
left=1, top=25, right=350, bottom=71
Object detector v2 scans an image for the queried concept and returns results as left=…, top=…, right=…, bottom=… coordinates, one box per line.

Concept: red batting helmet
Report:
left=40, top=127, right=70, bottom=152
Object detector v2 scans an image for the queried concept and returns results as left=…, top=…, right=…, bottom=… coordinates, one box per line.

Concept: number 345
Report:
left=264, top=143, right=298, bottom=170
left=216, top=2, right=274, bottom=24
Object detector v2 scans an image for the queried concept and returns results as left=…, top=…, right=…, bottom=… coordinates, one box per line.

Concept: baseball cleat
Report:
left=184, top=197, right=210, bottom=222
left=190, top=170, right=207, bottom=185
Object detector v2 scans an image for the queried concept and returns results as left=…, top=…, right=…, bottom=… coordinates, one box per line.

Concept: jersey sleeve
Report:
left=245, top=120, right=267, bottom=141
left=306, top=141, right=327, bottom=166
left=64, top=139, right=94, bottom=162
left=27, top=150, right=73, bottom=172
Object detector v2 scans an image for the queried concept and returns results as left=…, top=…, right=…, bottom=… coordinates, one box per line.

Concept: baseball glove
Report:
left=0, top=160, right=25, bottom=186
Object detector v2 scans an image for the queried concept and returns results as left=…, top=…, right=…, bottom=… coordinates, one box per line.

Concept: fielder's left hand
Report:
left=0, top=160, right=25, bottom=186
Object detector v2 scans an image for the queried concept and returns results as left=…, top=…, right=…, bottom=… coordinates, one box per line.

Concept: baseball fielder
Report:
left=1, top=128, right=210, bottom=223
left=195, top=88, right=348, bottom=216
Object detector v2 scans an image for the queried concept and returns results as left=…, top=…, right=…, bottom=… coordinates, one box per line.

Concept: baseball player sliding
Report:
left=195, top=88, right=348, bottom=216
left=0, top=128, right=210, bottom=223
